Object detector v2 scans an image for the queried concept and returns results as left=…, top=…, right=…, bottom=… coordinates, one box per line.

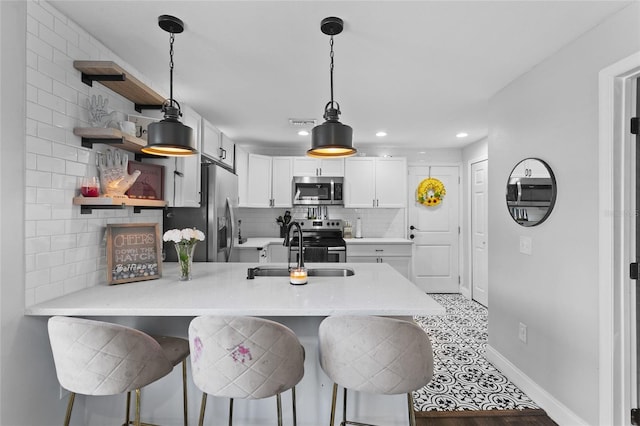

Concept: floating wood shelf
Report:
left=73, top=127, right=148, bottom=153
left=73, top=196, right=167, bottom=214
left=74, top=60, right=166, bottom=112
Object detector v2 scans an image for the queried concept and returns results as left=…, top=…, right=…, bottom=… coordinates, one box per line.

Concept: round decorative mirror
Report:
left=506, top=158, right=557, bottom=227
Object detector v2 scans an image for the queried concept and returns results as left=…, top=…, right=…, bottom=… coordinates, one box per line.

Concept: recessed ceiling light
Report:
left=298, top=130, right=309, bottom=136
left=376, top=131, right=387, bottom=137
left=456, top=132, right=468, bottom=138
left=418, top=151, right=426, bottom=154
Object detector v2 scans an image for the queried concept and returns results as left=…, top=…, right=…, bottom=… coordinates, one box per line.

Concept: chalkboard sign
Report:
left=106, top=223, right=162, bottom=285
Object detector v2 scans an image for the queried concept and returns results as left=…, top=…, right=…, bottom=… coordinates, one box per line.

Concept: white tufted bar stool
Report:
left=47, top=316, right=189, bottom=426
left=318, top=315, right=434, bottom=426
left=188, top=316, right=305, bottom=426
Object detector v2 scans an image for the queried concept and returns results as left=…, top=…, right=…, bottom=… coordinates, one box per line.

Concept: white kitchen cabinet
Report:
left=292, top=157, right=344, bottom=177
left=219, top=133, right=235, bottom=169
left=245, top=154, right=292, bottom=208
left=236, top=145, right=249, bottom=207
left=347, top=243, right=412, bottom=279
left=510, top=158, right=549, bottom=178
left=147, top=105, right=201, bottom=207
left=201, top=119, right=235, bottom=170
left=344, top=157, right=406, bottom=208
left=271, top=157, right=293, bottom=207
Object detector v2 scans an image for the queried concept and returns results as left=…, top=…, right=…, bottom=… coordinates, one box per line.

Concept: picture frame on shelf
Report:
left=126, top=161, right=164, bottom=200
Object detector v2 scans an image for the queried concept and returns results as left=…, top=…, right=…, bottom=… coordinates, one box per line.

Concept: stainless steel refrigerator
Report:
left=163, top=162, right=238, bottom=262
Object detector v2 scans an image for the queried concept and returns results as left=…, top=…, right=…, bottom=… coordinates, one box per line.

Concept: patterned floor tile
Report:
left=412, top=293, right=540, bottom=411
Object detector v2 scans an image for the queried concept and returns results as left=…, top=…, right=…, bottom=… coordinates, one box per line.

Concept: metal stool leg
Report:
left=329, top=383, right=338, bottom=426
left=342, top=388, right=348, bottom=426
left=229, top=398, right=234, bottom=426
left=134, top=388, right=142, bottom=426
left=198, top=393, right=207, bottom=426
left=292, top=386, right=298, bottom=426
left=182, top=359, right=188, bottom=426
left=407, top=392, right=416, bottom=426
left=63, top=392, right=75, bottom=426
left=276, top=393, right=283, bottom=426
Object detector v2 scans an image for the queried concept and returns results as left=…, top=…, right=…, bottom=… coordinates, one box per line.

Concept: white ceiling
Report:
left=48, top=0, right=632, bottom=156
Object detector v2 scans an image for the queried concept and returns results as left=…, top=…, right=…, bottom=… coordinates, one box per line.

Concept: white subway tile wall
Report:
left=24, top=1, right=163, bottom=307
left=237, top=207, right=406, bottom=239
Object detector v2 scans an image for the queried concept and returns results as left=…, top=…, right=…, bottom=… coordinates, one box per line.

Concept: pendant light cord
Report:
left=169, top=32, right=175, bottom=108
left=329, top=35, right=335, bottom=108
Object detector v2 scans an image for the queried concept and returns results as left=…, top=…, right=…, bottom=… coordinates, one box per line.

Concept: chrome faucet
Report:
left=283, top=221, right=304, bottom=269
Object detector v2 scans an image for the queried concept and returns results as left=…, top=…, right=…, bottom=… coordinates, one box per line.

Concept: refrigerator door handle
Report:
left=225, top=197, right=235, bottom=262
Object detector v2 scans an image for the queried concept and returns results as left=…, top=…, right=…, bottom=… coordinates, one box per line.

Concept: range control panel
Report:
left=298, top=219, right=344, bottom=231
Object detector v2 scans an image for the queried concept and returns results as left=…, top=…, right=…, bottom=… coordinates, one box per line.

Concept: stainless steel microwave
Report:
left=506, top=178, right=553, bottom=206
left=292, top=176, right=344, bottom=205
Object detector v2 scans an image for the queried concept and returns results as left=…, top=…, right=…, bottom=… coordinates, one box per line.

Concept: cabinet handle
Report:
left=220, top=147, right=227, bottom=160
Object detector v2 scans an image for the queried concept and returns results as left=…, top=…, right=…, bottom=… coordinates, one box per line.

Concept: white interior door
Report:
left=408, top=165, right=460, bottom=293
left=471, top=160, right=489, bottom=306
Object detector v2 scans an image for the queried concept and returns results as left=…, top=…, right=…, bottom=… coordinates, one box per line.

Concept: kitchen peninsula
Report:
left=26, top=262, right=443, bottom=425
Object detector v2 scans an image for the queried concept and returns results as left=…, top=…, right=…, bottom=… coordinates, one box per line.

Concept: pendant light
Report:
left=142, top=15, right=196, bottom=156
left=308, top=17, right=356, bottom=158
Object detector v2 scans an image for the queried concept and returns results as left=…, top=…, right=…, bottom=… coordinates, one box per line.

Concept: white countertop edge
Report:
left=344, top=238, right=413, bottom=244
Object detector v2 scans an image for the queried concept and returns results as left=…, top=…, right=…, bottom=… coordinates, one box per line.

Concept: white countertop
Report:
left=25, top=262, right=443, bottom=317
left=344, top=238, right=413, bottom=244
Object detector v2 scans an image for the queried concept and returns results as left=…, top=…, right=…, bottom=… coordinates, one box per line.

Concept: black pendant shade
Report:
left=141, top=15, right=196, bottom=157
left=143, top=105, right=195, bottom=156
left=307, top=17, right=356, bottom=159
left=308, top=105, right=355, bottom=158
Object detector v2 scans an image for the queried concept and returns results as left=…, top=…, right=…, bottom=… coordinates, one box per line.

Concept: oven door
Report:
left=289, top=247, right=346, bottom=263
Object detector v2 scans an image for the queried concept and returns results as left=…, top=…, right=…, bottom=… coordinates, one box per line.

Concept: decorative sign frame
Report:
left=126, top=161, right=165, bottom=200
left=106, top=223, right=162, bottom=285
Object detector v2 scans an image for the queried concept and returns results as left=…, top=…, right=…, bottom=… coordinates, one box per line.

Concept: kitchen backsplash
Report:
left=236, top=207, right=406, bottom=239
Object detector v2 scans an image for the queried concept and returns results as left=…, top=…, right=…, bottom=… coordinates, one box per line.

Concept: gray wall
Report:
left=487, top=3, right=640, bottom=424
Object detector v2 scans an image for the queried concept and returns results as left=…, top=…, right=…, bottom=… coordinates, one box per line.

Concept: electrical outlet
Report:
left=518, top=322, right=528, bottom=343
left=519, top=236, right=532, bottom=255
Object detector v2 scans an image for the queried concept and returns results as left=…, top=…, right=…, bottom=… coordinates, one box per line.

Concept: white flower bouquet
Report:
left=163, top=228, right=205, bottom=281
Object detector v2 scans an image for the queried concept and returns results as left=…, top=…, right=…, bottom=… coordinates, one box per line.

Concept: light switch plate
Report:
left=519, top=236, right=532, bottom=255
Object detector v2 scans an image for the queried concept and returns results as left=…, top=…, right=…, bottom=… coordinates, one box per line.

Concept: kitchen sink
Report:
left=246, top=266, right=355, bottom=279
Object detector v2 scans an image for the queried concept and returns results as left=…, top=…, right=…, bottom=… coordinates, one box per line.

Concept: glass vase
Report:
left=174, top=242, right=197, bottom=281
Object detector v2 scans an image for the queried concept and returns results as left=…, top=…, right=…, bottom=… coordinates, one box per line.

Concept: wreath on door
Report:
left=416, top=177, right=446, bottom=207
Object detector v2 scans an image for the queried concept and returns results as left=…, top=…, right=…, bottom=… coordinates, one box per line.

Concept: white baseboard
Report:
left=485, top=345, right=587, bottom=426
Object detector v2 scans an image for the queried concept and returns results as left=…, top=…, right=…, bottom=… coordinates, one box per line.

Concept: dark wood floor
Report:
left=415, top=409, right=558, bottom=426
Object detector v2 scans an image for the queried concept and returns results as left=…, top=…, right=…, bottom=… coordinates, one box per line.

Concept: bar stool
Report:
left=188, top=316, right=305, bottom=426
left=47, top=316, right=189, bottom=426
left=318, top=315, right=434, bottom=426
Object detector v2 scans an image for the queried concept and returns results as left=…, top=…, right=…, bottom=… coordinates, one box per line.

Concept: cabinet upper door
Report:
left=375, top=158, right=407, bottom=207
left=292, top=157, right=319, bottom=176
left=319, top=159, right=344, bottom=177
left=219, top=133, right=235, bottom=169
left=344, top=158, right=376, bottom=208
left=235, top=145, right=249, bottom=207
left=201, top=119, right=221, bottom=161
left=246, top=154, right=272, bottom=207
left=174, top=105, right=201, bottom=207
left=271, top=157, right=292, bottom=207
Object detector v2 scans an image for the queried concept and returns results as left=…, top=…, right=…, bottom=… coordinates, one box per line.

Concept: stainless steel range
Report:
left=288, top=219, right=346, bottom=263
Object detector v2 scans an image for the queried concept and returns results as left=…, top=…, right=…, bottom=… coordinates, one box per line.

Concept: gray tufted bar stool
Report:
left=318, top=315, right=434, bottom=426
left=188, top=316, right=305, bottom=426
left=47, top=316, right=189, bottom=426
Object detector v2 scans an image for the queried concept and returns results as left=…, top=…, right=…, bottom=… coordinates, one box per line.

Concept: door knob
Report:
left=410, top=225, right=419, bottom=230
left=410, top=234, right=415, bottom=239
